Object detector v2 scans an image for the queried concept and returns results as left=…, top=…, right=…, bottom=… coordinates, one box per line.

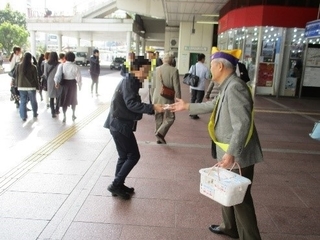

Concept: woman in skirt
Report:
left=54, top=51, right=82, bottom=123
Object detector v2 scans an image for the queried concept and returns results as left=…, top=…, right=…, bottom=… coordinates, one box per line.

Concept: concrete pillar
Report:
left=126, top=31, right=132, bottom=60
left=77, top=38, right=80, bottom=47
left=57, top=34, right=62, bottom=53
left=135, top=33, right=140, bottom=55
left=30, top=30, right=36, bottom=57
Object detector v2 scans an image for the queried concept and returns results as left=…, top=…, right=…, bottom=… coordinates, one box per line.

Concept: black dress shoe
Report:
left=209, top=225, right=223, bottom=234
left=209, top=225, right=239, bottom=239
left=111, top=184, right=135, bottom=196
left=108, top=184, right=131, bottom=200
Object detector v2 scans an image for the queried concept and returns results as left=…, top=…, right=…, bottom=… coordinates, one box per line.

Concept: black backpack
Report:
left=237, top=62, right=250, bottom=83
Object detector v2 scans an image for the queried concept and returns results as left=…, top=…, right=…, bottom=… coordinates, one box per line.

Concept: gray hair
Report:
left=213, top=58, right=236, bottom=71
left=162, top=52, right=173, bottom=64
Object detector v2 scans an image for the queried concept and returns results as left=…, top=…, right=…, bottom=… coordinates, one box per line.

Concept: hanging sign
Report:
left=305, top=19, right=320, bottom=38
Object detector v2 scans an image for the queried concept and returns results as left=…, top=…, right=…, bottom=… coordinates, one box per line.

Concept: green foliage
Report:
left=0, top=3, right=26, bottom=28
left=0, top=22, right=28, bottom=55
left=0, top=3, right=28, bottom=55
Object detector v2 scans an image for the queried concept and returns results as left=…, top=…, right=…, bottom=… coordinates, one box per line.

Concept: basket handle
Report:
left=210, top=162, right=242, bottom=180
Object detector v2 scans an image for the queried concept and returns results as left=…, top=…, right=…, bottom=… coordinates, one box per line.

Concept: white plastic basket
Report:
left=199, top=163, right=251, bottom=207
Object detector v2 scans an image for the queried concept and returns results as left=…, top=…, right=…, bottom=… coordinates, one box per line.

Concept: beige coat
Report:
left=151, top=63, right=181, bottom=104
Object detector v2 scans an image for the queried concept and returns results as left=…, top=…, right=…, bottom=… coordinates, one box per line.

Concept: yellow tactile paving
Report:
left=0, top=104, right=109, bottom=194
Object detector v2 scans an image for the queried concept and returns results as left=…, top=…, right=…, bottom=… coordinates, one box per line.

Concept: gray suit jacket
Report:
left=151, top=63, right=181, bottom=104
left=189, top=74, right=263, bottom=168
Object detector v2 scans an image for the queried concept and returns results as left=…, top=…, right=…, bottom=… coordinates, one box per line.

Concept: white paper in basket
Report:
left=199, top=166, right=252, bottom=207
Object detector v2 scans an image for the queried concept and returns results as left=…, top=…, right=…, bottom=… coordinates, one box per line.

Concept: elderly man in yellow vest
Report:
left=169, top=47, right=263, bottom=240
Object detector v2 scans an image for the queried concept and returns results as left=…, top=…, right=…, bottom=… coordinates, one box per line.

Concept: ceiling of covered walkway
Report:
left=26, top=0, right=228, bottom=48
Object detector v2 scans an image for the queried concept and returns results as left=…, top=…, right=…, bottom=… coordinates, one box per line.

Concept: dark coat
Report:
left=104, top=74, right=154, bottom=137
left=89, top=56, right=100, bottom=76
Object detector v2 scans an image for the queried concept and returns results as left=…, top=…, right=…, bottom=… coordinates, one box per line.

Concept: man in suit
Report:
left=151, top=52, right=181, bottom=144
left=170, top=47, right=263, bottom=240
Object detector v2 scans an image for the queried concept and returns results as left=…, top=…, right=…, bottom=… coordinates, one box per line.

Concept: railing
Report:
left=27, top=0, right=114, bottom=19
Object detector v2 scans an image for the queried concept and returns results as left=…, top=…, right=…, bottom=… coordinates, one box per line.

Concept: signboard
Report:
left=184, top=46, right=208, bottom=51
left=305, top=19, right=320, bottom=38
left=303, top=67, right=320, bottom=87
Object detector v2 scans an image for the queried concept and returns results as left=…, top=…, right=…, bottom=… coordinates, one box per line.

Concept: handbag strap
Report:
left=159, top=67, right=166, bottom=87
left=46, top=63, right=58, bottom=77
left=193, top=64, right=197, bottom=75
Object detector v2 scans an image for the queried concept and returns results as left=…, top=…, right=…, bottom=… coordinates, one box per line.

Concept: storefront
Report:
left=217, top=3, right=318, bottom=97
left=300, top=19, right=320, bottom=98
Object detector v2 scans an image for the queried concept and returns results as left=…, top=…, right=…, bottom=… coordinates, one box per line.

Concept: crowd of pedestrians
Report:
left=8, top=46, right=86, bottom=122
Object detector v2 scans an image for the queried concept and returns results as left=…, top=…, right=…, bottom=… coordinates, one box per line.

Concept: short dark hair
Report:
left=59, top=52, right=65, bottom=59
left=198, top=54, right=205, bottom=61
left=130, top=56, right=151, bottom=72
left=65, top=51, right=75, bottom=62
left=93, top=49, right=99, bottom=54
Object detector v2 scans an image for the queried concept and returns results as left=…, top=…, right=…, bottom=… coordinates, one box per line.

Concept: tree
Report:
left=0, top=22, right=28, bottom=55
left=0, top=3, right=26, bottom=28
left=0, top=3, right=28, bottom=55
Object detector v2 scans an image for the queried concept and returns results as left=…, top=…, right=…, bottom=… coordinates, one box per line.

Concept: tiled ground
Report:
left=0, top=70, right=320, bottom=240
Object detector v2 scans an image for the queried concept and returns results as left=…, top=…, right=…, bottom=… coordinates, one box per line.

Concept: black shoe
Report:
left=155, top=133, right=166, bottom=144
left=108, top=184, right=131, bottom=200
left=16, top=103, right=20, bottom=108
left=121, top=184, right=134, bottom=194
left=156, top=140, right=162, bottom=144
left=52, top=114, right=56, bottom=118
left=33, top=113, right=38, bottom=118
left=190, top=115, right=200, bottom=119
left=111, top=184, right=135, bottom=196
left=209, top=225, right=239, bottom=239
left=72, top=115, right=77, bottom=121
left=27, top=108, right=31, bottom=111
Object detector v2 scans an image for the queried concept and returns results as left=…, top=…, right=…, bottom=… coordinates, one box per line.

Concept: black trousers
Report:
left=110, top=130, right=140, bottom=186
left=219, top=165, right=261, bottom=240
left=90, top=74, right=99, bottom=94
left=190, top=89, right=205, bottom=103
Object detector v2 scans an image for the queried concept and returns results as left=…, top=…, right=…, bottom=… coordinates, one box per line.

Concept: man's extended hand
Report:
left=170, top=98, right=189, bottom=112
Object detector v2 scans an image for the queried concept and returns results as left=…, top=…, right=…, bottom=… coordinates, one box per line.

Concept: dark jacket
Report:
left=89, top=56, right=100, bottom=76
left=16, top=63, right=39, bottom=90
left=104, top=74, right=154, bottom=137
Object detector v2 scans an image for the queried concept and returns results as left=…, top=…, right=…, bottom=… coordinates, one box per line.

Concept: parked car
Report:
left=110, top=57, right=125, bottom=70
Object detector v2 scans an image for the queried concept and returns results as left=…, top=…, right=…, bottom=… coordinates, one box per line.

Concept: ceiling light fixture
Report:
left=192, top=15, right=195, bottom=34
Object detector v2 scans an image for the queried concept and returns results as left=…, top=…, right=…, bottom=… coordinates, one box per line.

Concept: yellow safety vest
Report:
left=208, top=93, right=254, bottom=152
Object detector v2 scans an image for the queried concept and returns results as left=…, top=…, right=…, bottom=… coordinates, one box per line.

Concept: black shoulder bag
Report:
left=183, top=65, right=199, bottom=87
